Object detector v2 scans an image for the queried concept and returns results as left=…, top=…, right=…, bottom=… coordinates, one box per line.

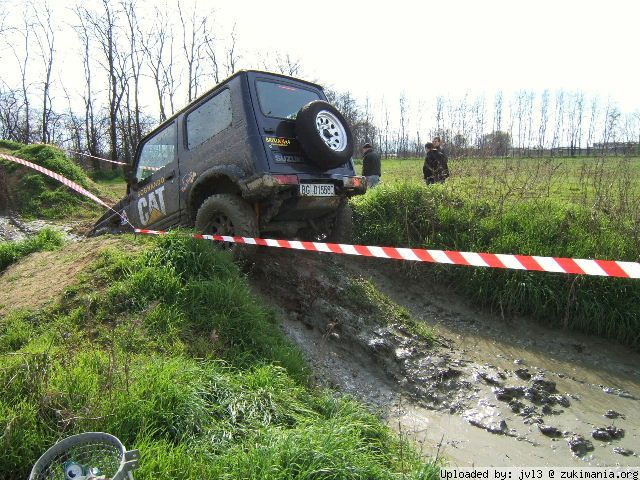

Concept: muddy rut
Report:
left=249, top=249, right=640, bottom=467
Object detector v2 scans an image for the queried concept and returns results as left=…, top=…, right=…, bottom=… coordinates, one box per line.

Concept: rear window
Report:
left=186, top=89, right=232, bottom=150
left=256, top=80, right=321, bottom=120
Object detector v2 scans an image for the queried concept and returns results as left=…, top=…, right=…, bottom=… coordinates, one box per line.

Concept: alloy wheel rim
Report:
left=315, top=110, right=347, bottom=152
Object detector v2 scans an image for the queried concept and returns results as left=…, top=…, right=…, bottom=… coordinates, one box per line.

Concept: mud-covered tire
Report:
left=295, top=100, right=354, bottom=170
left=195, top=194, right=258, bottom=252
left=327, top=200, right=353, bottom=243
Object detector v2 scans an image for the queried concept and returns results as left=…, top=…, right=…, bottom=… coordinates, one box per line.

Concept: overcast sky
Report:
left=2, top=0, right=639, bottom=140
left=214, top=0, right=640, bottom=110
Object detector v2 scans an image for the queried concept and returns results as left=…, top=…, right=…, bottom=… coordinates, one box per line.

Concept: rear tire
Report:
left=300, top=200, right=353, bottom=244
left=195, top=194, right=258, bottom=254
left=327, top=200, right=353, bottom=243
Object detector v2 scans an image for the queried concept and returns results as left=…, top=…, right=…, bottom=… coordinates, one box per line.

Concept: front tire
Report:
left=195, top=194, right=258, bottom=252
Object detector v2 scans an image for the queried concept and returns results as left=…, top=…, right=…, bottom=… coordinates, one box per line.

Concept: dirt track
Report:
left=249, top=249, right=640, bottom=467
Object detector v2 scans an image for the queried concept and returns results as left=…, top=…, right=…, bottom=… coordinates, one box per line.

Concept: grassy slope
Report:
left=0, top=234, right=437, bottom=479
left=0, top=228, right=65, bottom=272
left=0, top=143, right=111, bottom=220
left=352, top=183, right=640, bottom=349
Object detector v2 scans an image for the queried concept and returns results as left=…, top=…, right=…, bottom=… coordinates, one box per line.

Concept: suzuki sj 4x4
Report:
left=91, top=70, right=367, bottom=243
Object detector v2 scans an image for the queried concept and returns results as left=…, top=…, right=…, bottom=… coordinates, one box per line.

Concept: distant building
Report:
left=592, top=142, right=639, bottom=154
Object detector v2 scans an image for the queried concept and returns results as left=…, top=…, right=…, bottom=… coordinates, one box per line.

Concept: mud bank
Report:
left=249, top=249, right=640, bottom=467
left=0, top=214, right=85, bottom=242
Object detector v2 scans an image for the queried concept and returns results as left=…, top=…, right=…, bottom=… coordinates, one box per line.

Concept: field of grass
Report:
left=0, top=234, right=438, bottom=479
left=351, top=179, right=640, bottom=349
left=371, top=156, right=640, bottom=219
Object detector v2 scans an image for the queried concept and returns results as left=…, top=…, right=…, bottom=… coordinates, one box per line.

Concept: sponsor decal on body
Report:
left=180, top=171, right=197, bottom=192
left=137, top=185, right=167, bottom=226
left=265, top=136, right=292, bottom=147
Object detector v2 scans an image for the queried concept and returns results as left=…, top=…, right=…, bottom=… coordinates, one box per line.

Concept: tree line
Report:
left=1, top=0, right=639, bottom=166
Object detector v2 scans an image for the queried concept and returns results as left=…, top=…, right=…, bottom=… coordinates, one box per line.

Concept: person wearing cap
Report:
left=361, top=143, right=381, bottom=188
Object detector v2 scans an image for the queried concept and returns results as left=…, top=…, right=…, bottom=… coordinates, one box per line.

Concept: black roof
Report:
left=144, top=70, right=324, bottom=141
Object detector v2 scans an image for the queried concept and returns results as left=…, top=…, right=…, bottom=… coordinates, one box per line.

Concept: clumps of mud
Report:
left=592, top=426, right=625, bottom=441
left=249, top=251, right=640, bottom=464
left=250, top=251, right=481, bottom=413
left=567, top=434, right=595, bottom=457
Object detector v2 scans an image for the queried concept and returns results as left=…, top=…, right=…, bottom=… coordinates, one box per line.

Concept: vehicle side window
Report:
left=186, top=89, right=232, bottom=150
left=135, top=122, right=176, bottom=182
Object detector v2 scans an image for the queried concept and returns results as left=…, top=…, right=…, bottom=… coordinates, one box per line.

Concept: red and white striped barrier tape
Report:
left=1, top=153, right=112, bottom=209
left=2, top=150, right=638, bottom=279
left=0, top=153, right=133, bottom=228
left=134, top=229, right=640, bottom=279
left=66, top=149, right=128, bottom=165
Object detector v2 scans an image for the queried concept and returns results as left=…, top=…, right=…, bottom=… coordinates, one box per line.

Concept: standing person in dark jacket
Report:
left=361, top=143, right=381, bottom=188
left=423, top=142, right=439, bottom=184
left=432, top=136, right=450, bottom=182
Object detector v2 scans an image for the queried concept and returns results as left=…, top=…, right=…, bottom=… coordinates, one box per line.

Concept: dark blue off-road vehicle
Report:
left=92, top=70, right=366, bottom=241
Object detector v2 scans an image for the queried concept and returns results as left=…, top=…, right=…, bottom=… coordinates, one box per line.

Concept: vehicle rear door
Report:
left=249, top=76, right=330, bottom=175
left=128, top=121, right=181, bottom=229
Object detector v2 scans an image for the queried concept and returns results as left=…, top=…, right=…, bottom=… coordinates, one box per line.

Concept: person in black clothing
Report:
left=432, top=136, right=450, bottom=182
left=361, top=143, right=381, bottom=188
left=423, top=142, right=439, bottom=184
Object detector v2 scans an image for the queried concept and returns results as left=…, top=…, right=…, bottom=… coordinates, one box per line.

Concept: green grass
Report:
left=352, top=182, right=640, bottom=349
left=0, top=234, right=438, bottom=479
left=0, top=228, right=65, bottom=272
left=0, top=143, right=105, bottom=220
left=0, top=139, right=24, bottom=151
left=374, top=156, right=640, bottom=214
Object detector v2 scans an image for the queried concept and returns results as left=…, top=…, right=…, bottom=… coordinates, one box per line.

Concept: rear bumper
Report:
left=242, top=173, right=367, bottom=198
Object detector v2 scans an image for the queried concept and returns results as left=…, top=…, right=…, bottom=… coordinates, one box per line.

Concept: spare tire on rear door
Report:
left=295, top=100, right=354, bottom=170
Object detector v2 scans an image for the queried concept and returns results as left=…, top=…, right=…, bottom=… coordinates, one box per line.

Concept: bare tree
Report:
left=538, top=89, right=550, bottom=155
left=602, top=100, right=621, bottom=153
left=567, top=91, right=585, bottom=156
left=122, top=0, right=143, bottom=151
left=433, top=95, right=443, bottom=135
left=81, top=0, right=127, bottom=162
left=0, top=87, right=23, bottom=141
left=203, top=32, right=221, bottom=85
left=177, top=1, right=207, bottom=102
left=586, top=96, right=598, bottom=155
left=73, top=7, right=100, bottom=165
left=398, top=93, right=407, bottom=156
left=141, top=7, right=170, bottom=121
left=225, top=23, right=239, bottom=76
left=551, top=90, right=565, bottom=154
left=471, top=95, right=486, bottom=155
left=493, top=91, right=503, bottom=133
left=8, top=11, right=33, bottom=143
left=32, top=0, right=56, bottom=144
left=268, top=52, right=302, bottom=76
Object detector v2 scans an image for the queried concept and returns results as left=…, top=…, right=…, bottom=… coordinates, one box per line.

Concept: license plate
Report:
left=299, top=184, right=335, bottom=196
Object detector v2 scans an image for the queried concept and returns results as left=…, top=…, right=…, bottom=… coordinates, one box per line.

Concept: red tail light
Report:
left=343, top=176, right=364, bottom=188
left=273, top=174, right=299, bottom=185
